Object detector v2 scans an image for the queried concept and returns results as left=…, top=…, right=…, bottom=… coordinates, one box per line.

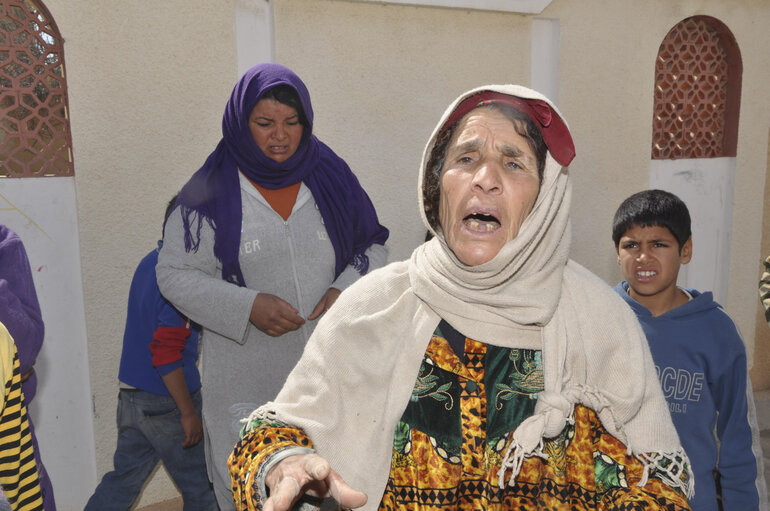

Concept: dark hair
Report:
left=164, top=194, right=178, bottom=222
left=260, top=84, right=308, bottom=128
left=611, top=189, right=691, bottom=251
left=162, top=194, right=179, bottom=239
left=422, top=103, right=548, bottom=232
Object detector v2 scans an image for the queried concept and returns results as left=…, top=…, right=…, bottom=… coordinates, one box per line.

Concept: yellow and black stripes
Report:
left=0, top=325, right=43, bottom=511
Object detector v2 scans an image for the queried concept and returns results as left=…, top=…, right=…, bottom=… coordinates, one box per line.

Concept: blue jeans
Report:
left=85, top=389, right=217, bottom=511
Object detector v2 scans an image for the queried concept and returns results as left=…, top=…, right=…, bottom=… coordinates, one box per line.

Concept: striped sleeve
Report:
left=0, top=323, right=43, bottom=511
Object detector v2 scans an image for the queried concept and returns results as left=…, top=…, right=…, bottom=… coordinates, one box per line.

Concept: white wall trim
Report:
left=649, top=157, right=735, bottom=305
left=338, top=0, right=552, bottom=14
left=531, top=18, right=560, bottom=105
left=235, top=0, right=275, bottom=75
left=0, top=177, right=97, bottom=509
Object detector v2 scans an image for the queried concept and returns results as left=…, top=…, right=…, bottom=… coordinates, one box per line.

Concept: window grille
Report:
left=652, top=16, right=740, bottom=160
left=0, top=0, right=73, bottom=177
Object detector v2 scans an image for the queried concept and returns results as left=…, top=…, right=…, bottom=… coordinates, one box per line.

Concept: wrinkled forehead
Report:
left=437, top=90, right=575, bottom=167
left=449, top=108, right=539, bottom=165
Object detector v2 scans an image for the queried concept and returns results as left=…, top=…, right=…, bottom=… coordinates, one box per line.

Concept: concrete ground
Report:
left=136, top=497, right=182, bottom=511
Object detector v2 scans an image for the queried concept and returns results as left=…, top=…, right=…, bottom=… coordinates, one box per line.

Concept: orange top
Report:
left=250, top=181, right=301, bottom=221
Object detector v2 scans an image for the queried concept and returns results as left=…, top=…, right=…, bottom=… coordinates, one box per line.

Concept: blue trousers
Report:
left=85, top=389, right=217, bottom=511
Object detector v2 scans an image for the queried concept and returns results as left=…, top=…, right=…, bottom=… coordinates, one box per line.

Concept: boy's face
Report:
left=616, top=224, right=692, bottom=307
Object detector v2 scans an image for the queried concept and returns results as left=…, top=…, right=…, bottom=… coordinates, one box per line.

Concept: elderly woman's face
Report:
left=249, top=98, right=303, bottom=162
left=438, top=108, right=540, bottom=266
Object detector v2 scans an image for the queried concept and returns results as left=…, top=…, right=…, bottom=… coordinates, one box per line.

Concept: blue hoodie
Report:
left=118, top=244, right=201, bottom=396
left=614, top=282, right=765, bottom=510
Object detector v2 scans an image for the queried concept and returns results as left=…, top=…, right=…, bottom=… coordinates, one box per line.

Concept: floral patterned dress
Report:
left=229, top=321, right=691, bottom=510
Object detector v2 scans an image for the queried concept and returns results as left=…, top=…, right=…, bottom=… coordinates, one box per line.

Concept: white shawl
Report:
left=251, top=85, right=692, bottom=508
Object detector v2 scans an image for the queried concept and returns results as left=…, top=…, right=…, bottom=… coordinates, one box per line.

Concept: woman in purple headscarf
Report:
left=156, top=63, right=389, bottom=509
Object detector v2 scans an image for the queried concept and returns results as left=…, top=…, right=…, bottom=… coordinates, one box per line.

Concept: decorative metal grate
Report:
left=652, top=17, right=729, bottom=160
left=0, top=0, right=73, bottom=177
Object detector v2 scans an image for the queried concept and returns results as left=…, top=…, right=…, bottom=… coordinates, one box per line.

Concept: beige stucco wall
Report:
left=753, top=128, right=770, bottom=390
left=31, top=0, right=769, bottom=507
left=274, top=0, right=535, bottom=263
left=43, top=0, right=236, bottom=506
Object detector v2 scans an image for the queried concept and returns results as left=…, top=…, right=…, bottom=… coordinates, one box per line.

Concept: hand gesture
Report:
left=307, top=288, right=342, bottom=321
left=264, top=453, right=367, bottom=511
left=250, top=293, right=305, bottom=337
left=180, top=411, right=203, bottom=448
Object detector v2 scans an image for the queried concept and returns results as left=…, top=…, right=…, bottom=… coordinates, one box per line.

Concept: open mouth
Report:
left=463, top=212, right=501, bottom=232
left=635, top=270, right=657, bottom=281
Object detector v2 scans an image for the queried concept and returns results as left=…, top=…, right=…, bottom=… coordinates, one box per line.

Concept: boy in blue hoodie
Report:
left=612, top=189, right=766, bottom=510
left=84, top=197, right=216, bottom=510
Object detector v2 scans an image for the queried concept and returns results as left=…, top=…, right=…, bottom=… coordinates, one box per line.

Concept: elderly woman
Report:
left=157, top=63, right=389, bottom=509
left=228, top=85, right=693, bottom=510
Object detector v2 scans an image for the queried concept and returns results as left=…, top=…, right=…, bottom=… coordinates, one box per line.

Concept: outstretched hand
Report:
left=250, top=293, right=305, bottom=337
left=264, top=453, right=367, bottom=511
left=307, top=288, right=341, bottom=321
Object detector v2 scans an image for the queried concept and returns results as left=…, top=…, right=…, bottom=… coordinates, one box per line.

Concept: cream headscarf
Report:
left=250, top=84, right=692, bottom=507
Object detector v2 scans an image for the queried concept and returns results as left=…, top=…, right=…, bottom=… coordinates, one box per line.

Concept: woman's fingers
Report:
left=327, top=469, right=368, bottom=509
left=267, top=476, right=300, bottom=511
left=264, top=454, right=366, bottom=510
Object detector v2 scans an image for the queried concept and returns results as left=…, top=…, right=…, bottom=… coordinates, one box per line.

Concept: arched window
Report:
left=648, top=16, right=742, bottom=305
left=0, top=0, right=73, bottom=177
left=652, top=16, right=741, bottom=159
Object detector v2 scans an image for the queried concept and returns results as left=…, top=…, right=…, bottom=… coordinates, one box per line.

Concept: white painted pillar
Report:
left=650, top=158, right=735, bottom=304
left=0, top=177, right=96, bottom=510
left=531, top=18, right=560, bottom=105
left=235, top=0, right=275, bottom=75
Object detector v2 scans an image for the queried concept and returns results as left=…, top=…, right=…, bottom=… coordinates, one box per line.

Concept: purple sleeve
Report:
left=0, top=228, right=44, bottom=377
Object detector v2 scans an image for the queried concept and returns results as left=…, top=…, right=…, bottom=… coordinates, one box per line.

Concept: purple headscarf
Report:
left=175, top=63, right=388, bottom=286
